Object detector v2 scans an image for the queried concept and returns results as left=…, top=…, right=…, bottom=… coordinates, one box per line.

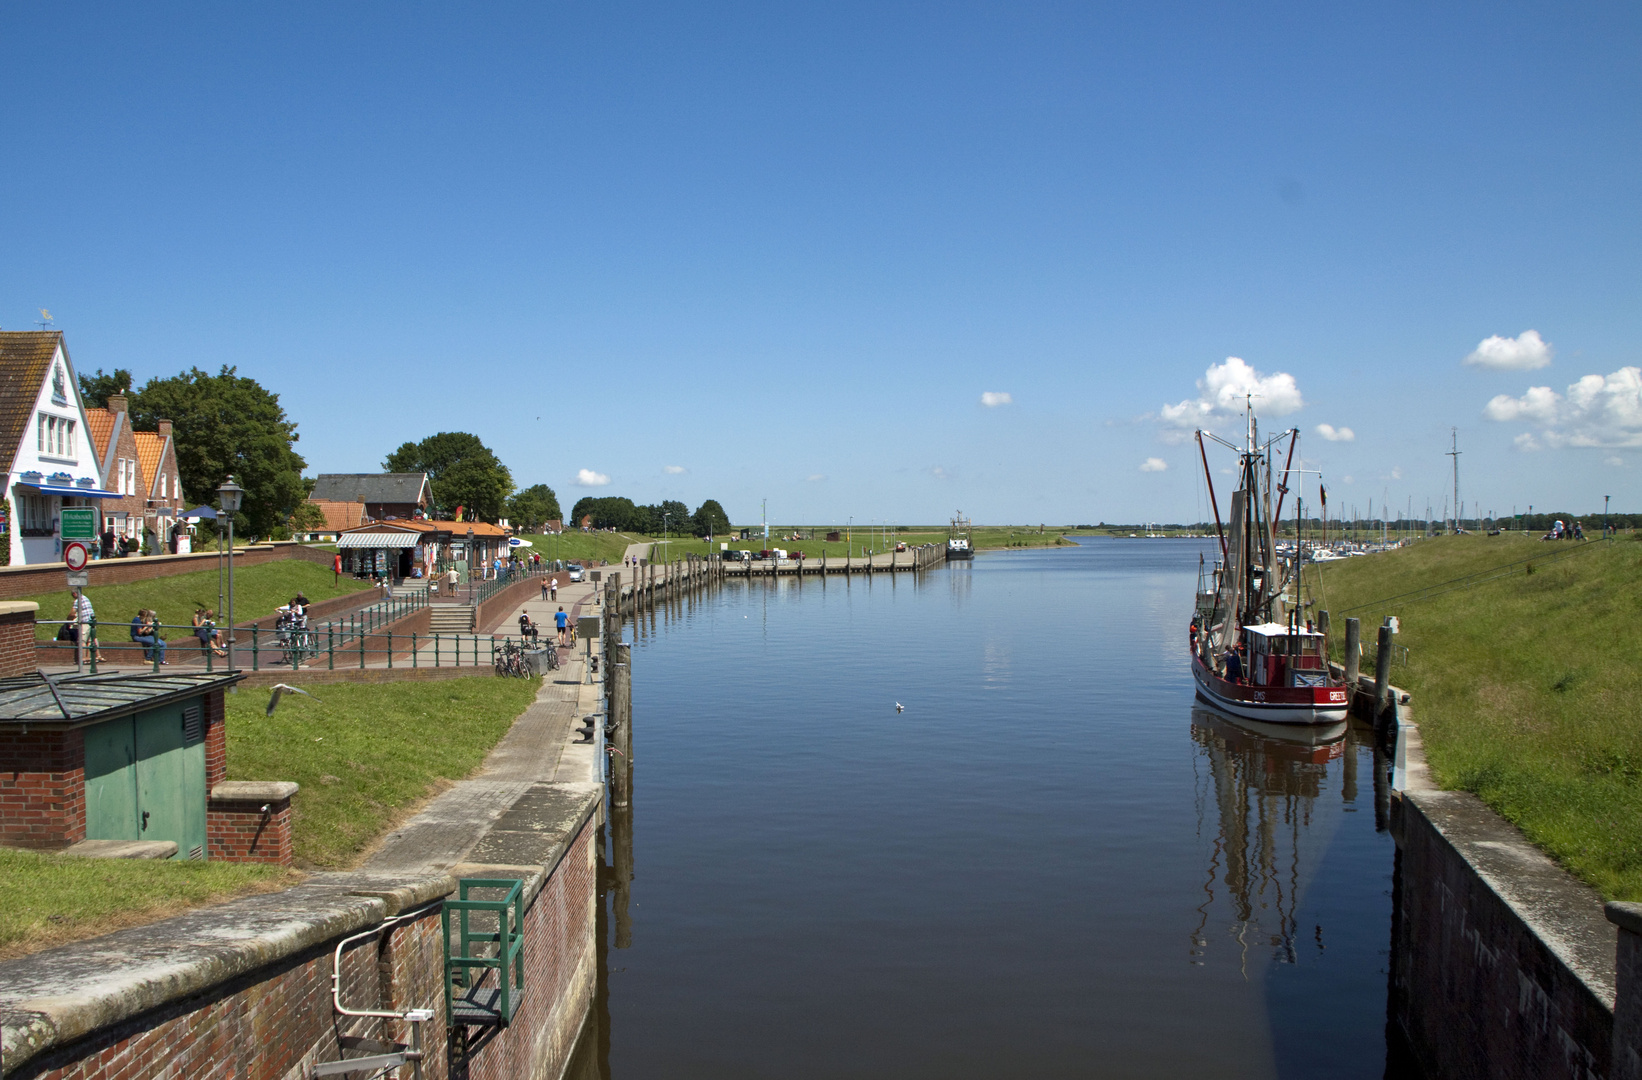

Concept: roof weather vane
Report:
left=36, top=308, right=53, bottom=330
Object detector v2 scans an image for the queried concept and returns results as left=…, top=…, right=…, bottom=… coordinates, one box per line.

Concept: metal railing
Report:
left=471, top=565, right=557, bottom=606
left=38, top=617, right=571, bottom=675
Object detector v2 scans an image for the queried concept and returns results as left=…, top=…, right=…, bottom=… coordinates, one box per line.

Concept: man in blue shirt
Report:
left=129, top=609, right=167, bottom=664
left=555, top=606, right=569, bottom=647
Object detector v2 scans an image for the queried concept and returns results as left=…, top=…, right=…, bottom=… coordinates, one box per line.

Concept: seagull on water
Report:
left=267, top=684, right=323, bottom=716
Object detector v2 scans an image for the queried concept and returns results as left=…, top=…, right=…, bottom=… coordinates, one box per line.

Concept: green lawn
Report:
left=0, top=848, right=295, bottom=959
left=225, top=676, right=543, bottom=868
left=23, top=559, right=374, bottom=639
left=513, top=530, right=649, bottom=565
left=1304, top=532, right=1642, bottom=899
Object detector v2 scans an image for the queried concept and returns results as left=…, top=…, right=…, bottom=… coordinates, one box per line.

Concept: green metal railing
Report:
left=443, top=877, right=525, bottom=1027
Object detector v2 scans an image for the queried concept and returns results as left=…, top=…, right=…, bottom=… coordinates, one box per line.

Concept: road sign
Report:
left=60, top=507, right=96, bottom=542
left=66, top=571, right=89, bottom=588
left=63, top=542, right=88, bottom=571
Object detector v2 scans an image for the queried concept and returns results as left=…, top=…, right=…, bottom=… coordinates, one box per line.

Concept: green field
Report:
left=225, top=676, right=542, bottom=868
left=0, top=848, right=295, bottom=959
left=1304, top=532, right=1642, bottom=899
left=21, top=559, right=374, bottom=639
left=512, top=530, right=648, bottom=565
left=618, top=525, right=1074, bottom=563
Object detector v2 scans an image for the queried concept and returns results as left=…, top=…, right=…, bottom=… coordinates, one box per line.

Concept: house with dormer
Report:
left=84, top=393, right=147, bottom=550
left=0, top=332, right=120, bottom=564
left=134, top=421, right=186, bottom=553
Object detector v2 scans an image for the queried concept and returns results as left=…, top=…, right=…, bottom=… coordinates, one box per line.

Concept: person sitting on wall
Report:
left=194, top=608, right=228, bottom=657
left=129, top=609, right=168, bottom=664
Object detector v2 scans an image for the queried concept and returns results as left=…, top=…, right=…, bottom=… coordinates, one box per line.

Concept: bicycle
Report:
left=493, top=639, right=532, bottom=678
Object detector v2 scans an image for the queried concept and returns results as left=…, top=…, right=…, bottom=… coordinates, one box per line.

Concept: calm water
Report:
left=595, top=539, right=1409, bottom=1079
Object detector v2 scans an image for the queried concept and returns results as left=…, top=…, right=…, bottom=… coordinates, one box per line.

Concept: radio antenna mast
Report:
left=1447, top=428, right=1462, bottom=533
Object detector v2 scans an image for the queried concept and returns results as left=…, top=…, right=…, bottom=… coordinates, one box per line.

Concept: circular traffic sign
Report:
left=63, top=542, right=88, bottom=572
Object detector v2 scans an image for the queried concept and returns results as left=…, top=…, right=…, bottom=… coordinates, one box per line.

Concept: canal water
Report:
left=597, top=538, right=1414, bottom=1078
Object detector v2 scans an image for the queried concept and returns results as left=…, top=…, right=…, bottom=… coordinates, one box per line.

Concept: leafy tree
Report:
left=79, top=368, right=133, bottom=408
left=289, top=501, right=329, bottom=534
left=652, top=500, right=691, bottom=536
left=569, top=496, right=642, bottom=530
left=384, top=432, right=512, bottom=522
left=507, top=484, right=561, bottom=532
left=129, top=366, right=307, bottom=537
left=692, top=499, right=731, bottom=537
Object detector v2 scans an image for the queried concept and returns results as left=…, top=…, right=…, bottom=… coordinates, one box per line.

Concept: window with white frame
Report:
left=159, top=473, right=166, bottom=498
left=19, top=494, right=54, bottom=536
left=36, top=415, right=76, bottom=460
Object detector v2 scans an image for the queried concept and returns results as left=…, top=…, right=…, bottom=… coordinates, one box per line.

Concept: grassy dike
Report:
left=616, top=526, right=1074, bottom=562
left=1305, top=533, right=1642, bottom=899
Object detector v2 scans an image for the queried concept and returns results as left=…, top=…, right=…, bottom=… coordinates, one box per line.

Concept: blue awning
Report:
left=17, top=483, right=121, bottom=498
left=180, top=505, right=217, bottom=520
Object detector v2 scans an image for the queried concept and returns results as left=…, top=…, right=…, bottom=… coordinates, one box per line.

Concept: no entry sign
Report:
left=63, top=542, right=89, bottom=572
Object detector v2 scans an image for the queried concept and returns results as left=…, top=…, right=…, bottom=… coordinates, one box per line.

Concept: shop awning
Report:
left=16, top=483, right=121, bottom=498
left=337, top=532, right=419, bottom=549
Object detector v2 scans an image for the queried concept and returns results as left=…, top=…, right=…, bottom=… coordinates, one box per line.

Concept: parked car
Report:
left=568, top=565, right=584, bottom=582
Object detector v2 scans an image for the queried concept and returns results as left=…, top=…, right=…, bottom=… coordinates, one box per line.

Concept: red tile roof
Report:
left=0, top=332, right=64, bottom=478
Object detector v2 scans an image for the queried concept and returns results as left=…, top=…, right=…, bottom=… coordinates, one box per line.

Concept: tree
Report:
left=652, top=500, right=690, bottom=537
left=506, top=484, right=561, bottom=532
left=384, top=432, right=512, bottom=522
left=129, top=366, right=307, bottom=537
left=692, top=499, right=731, bottom=538
left=569, top=496, right=640, bottom=531
left=79, top=368, right=133, bottom=408
left=288, top=501, right=328, bottom=535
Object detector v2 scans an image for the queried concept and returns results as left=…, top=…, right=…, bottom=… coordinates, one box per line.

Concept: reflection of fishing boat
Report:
left=1189, top=707, right=1351, bottom=970
left=946, top=512, right=974, bottom=560
left=1190, top=403, right=1349, bottom=724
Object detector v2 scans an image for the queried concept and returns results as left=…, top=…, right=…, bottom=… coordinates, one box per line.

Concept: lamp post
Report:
left=216, top=478, right=244, bottom=671
left=467, top=527, right=475, bottom=603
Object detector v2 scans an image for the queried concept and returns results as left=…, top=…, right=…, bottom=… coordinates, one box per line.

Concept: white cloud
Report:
left=1139, top=457, right=1168, bottom=472
left=1390, top=466, right=1403, bottom=481
left=1484, top=367, right=1642, bottom=448
left=574, top=468, right=610, bottom=487
left=929, top=466, right=953, bottom=480
left=1161, top=357, right=1304, bottom=439
left=1464, top=330, right=1553, bottom=371
left=1606, top=455, right=1624, bottom=467
left=663, top=465, right=687, bottom=475
left=1315, top=423, right=1355, bottom=442
left=805, top=473, right=826, bottom=482
left=980, top=391, right=1013, bottom=408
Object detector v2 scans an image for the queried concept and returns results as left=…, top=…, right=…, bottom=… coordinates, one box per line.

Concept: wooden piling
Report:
left=1374, top=622, right=1395, bottom=729
left=611, top=640, right=632, bottom=809
left=1344, top=617, right=1361, bottom=688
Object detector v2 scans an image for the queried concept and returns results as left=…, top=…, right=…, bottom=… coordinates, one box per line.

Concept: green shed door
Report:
left=134, top=704, right=207, bottom=860
left=83, top=718, right=139, bottom=840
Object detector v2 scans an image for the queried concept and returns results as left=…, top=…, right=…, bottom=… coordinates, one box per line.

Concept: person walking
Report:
left=549, top=578, right=558, bottom=602
left=72, top=587, right=105, bottom=665
left=554, top=605, right=569, bottom=646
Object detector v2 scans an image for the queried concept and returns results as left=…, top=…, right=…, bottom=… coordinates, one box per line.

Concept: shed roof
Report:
left=0, top=671, right=244, bottom=728
left=0, top=331, right=65, bottom=478
left=311, top=473, right=430, bottom=505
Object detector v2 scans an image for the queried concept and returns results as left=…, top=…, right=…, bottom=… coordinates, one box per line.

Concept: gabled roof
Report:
left=84, top=408, right=117, bottom=461
left=311, top=473, right=430, bottom=505
left=0, top=331, right=65, bottom=478
left=133, top=430, right=168, bottom=495
left=307, top=499, right=369, bottom=532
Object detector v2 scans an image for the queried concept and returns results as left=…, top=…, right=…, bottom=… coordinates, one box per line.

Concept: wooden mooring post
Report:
left=1374, top=620, right=1395, bottom=731
left=1344, top=617, right=1361, bottom=687
left=611, top=639, right=632, bottom=809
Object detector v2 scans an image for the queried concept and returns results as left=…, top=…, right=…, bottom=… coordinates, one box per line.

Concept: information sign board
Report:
left=60, top=507, right=97, bottom=542
left=65, top=571, right=89, bottom=589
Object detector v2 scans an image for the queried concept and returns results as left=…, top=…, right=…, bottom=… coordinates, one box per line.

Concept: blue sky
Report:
left=3, top=3, right=1638, bottom=525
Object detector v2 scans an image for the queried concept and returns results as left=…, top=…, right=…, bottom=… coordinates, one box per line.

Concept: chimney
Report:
left=109, top=394, right=128, bottom=414
left=157, top=419, right=172, bottom=438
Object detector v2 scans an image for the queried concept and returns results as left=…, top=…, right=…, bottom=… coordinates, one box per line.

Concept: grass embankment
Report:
left=0, top=850, right=296, bottom=959
left=1306, top=533, right=1642, bottom=899
left=226, top=676, right=542, bottom=868
left=23, top=560, right=373, bottom=640
left=513, top=530, right=647, bottom=565
left=629, top=526, right=1074, bottom=562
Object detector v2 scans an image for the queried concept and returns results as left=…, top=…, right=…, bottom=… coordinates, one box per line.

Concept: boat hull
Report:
left=946, top=546, right=974, bottom=560
left=1190, top=652, right=1349, bottom=725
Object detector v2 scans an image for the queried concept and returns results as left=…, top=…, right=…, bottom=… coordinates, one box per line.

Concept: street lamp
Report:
left=467, top=527, right=475, bottom=603
left=216, top=478, right=244, bottom=671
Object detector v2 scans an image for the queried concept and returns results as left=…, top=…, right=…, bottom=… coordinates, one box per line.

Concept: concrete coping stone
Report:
left=449, top=863, right=550, bottom=909
left=210, top=780, right=299, bottom=802
left=62, top=840, right=177, bottom=860
left=1405, top=788, right=1618, bottom=1009
left=462, top=783, right=601, bottom=894
left=1606, top=902, right=1642, bottom=937
left=0, top=601, right=40, bottom=617
left=304, top=871, right=457, bottom=917
left=0, top=884, right=389, bottom=1075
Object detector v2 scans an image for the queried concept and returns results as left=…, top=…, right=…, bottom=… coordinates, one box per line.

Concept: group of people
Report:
left=61, top=585, right=234, bottom=667
left=1545, top=519, right=1586, bottom=541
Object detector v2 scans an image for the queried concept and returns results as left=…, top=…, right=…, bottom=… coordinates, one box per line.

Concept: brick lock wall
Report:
left=0, top=607, right=39, bottom=676
left=204, top=689, right=226, bottom=789
left=0, top=727, right=86, bottom=848
left=206, top=796, right=294, bottom=865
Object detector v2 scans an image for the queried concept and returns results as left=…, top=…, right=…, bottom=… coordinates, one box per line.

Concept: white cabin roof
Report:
left=1243, top=622, right=1323, bottom=638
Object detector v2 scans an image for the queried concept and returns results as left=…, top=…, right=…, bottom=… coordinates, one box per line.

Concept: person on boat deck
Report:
left=1223, top=646, right=1243, bottom=684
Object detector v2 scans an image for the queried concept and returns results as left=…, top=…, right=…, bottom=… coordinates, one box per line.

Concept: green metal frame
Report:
left=442, top=877, right=525, bottom=1027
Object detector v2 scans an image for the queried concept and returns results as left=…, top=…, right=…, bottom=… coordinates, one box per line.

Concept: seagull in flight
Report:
left=895, top=702, right=904, bottom=713
left=266, top=683, right=322, bottom=716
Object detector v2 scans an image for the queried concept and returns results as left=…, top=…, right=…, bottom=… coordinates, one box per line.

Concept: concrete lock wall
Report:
left=0, top=789, right=602, bottom=1080
left=1391, top=788, right=1617, bottom=1080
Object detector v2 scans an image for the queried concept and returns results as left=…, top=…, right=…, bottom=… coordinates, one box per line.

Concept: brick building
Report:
left=310, top=472, right=431, bottom=521
left=84, top=393, right=148, bottom=550
left=134, top=421, right=186, bottom=552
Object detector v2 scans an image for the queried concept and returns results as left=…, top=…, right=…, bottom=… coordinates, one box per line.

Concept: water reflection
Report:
left=1190, top=709, right=1347, bottom=973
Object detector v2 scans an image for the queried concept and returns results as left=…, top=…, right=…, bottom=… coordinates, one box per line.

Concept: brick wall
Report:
left=0, top=727, right=86, bottom=849
left=0, top=603, right=40, bottom=677
left=205, top=689, right=226, bottom=788
left=206, top=794, right=293, bottom=865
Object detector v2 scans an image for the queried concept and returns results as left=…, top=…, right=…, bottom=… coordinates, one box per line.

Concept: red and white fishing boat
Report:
left=1189, top=403, right=1349, bottom=724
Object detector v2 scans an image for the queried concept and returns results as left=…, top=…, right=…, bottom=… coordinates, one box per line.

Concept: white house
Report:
left=0, top=332, right=120, bottom=565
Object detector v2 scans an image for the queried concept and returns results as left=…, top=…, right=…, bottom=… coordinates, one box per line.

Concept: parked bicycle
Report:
left=276, top=610, right=314, bottom=667
left=493, top=639, right=532, bottom=678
